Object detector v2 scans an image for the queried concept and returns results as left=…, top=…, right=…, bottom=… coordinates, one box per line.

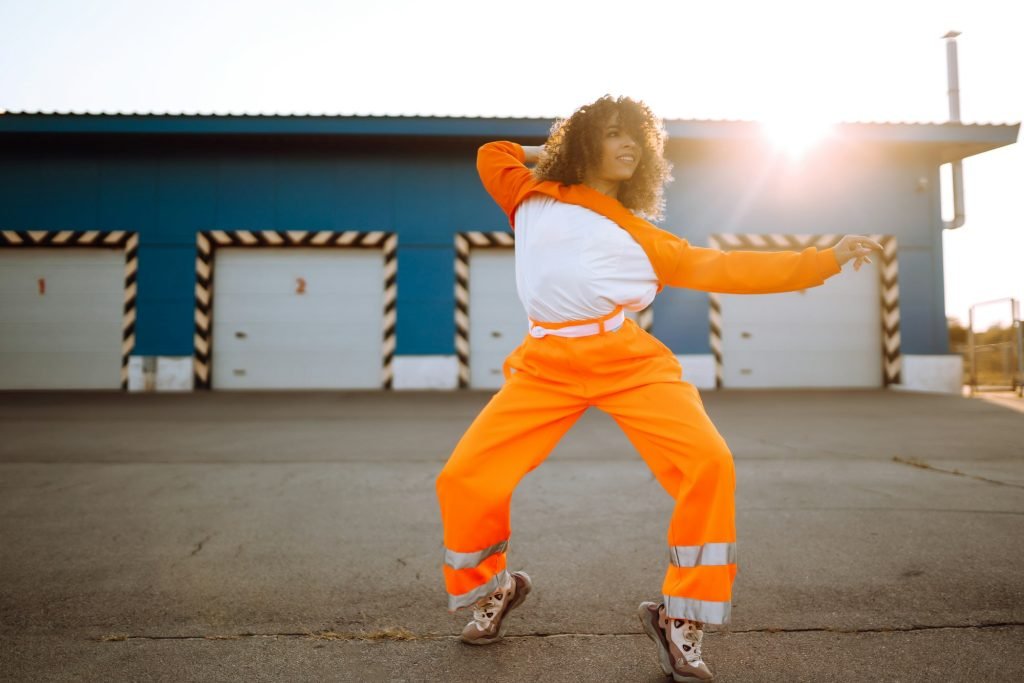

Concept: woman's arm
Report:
left=653, top=234, right=883, bottom=294
left=476, top=141, right=543, bottom=221
left=658, top=240, right=844, bottom=294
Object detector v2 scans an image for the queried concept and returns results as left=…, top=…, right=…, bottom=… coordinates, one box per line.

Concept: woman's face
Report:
left=590, top=111, right=641, bottom=184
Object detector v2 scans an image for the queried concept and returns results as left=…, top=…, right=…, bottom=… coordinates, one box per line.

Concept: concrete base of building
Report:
left=393, top=355, right=459, bottom=390
left=128, top=357, right=194, bottom=392
left=393, top=354, right=717, bottom=391
left=677, top=354, right=716, bottom=389
left=125, top=353, right=962, bottom=394
left=130, top=355, right=464, bottom=391
left=889, top=354, right=963, bottom=395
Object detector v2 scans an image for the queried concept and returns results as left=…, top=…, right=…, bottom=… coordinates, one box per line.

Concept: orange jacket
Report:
left=477, top=140, right=842, bottom=295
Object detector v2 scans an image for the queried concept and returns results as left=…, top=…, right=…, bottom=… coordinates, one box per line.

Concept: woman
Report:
left=436, top=94, right=881, bottom=682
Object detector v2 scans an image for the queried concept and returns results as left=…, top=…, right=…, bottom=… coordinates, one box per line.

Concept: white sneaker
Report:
left=459, top=571, right=532, bottom=645
left=638, top=601, right=714, bottom=681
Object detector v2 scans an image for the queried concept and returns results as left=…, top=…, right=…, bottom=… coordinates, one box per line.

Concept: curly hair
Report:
left=532, top=94, right=673, bottom=221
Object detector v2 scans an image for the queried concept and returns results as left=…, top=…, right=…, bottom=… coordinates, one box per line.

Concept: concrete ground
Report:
left=1, top=387, right=1022, bottom=682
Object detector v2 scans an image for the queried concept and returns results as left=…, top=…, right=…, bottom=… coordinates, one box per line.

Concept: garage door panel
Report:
left=467, top=250, right=526, bottom=389
left=218, top=348, right=375, bottom=364
left=213, top=251, right=380, bottom=290
left=722, top=320, right=881, bottom=352
left=0, top=351, right=123, bottom=389
left=723, top=349, right=880, bottom=388
left=213, top=279, right=378, bottom=295
left=212, top=349, right=380, bottom=388
left=720, top=262, right=881, bottom=388
left=0, top=257, right=122, bottom=287
left=0, top=305, right=122, bottom=326
left=3, top=321, right=122, bottom=352
left=470, top=312, right=526, bottom=343
left=723, top=299, right=879, bottom=325
left=211, top=293, right=381, bottom=325
left=724, top=347, right=879, bottom=369
left=1, top=249, right=124, bottom=389
left=214, top=324, right=380, bottom=355
left=210, top=247, right=384, bottom=390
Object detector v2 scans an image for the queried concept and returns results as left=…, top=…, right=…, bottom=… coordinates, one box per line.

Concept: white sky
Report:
left=1, top=0, right=1020, bottom=326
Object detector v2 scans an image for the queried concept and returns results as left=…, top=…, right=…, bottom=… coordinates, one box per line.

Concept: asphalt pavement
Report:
left=1, top=387, right=1022, bottom=682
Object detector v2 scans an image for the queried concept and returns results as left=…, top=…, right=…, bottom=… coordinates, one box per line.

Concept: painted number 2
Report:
left=296, top=277, right=306, bottom=294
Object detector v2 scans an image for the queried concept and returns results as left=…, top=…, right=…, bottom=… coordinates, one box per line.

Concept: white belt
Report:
left=528, top=309, right=626, bottom=339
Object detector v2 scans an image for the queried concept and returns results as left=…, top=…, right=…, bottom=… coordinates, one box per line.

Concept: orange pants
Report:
left=435, top=317, right=738, bottom=624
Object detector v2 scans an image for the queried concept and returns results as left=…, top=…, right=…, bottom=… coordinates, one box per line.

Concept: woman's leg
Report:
left=593, top=380, right=737, bottom=625
left=436, top=369, right=587, bottom=611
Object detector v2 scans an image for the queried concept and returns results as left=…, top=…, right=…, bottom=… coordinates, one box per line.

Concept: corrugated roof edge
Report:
left=0, top=111, right=1017, bottom=159
left=0, top=109, right=556, bottom=119
left=0, top=109, right=1018, bottom=127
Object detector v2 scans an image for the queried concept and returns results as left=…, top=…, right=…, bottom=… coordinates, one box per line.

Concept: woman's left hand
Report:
left=521, top=145, right=546, bottom=165
left=834, top=235, right=884, bottom=271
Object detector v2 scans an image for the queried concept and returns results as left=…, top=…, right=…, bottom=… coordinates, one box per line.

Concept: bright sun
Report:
left=760, top=118, right=836, bottom=160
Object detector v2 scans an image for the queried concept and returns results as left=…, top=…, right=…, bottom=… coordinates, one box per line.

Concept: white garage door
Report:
left=211, top=247, right=384, bottom=389
left=719, top=261, right=881, bottom=388
left=467, top=249, right=642, bottom=389
left=0, top=248, right=124, bottom=389
left=468, top=250, right=526, bottom=389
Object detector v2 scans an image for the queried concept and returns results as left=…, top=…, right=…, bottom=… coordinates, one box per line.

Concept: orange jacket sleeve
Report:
left=638, top=226, right=842, bottom=294
left=476, top=141, right=540, bottom=225
left=475, top=139, right=843, bottom=293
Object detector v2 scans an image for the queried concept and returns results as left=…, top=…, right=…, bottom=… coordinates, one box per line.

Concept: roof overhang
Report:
left=669, top=119, right=1020, bottom=163
left=0, top=113, right=1017, bottom=163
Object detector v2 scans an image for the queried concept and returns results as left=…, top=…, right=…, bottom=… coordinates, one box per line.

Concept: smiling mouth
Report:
left=617, top=155, right=636, bottom=163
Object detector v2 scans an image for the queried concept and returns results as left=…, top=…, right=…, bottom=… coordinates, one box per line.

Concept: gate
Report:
left=966, top=297, right=1023, bottom=397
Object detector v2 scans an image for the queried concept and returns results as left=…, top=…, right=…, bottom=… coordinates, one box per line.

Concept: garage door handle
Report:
left=235, top=331, right=247, bottom=339
left=741, top=332, right=752, bottom=339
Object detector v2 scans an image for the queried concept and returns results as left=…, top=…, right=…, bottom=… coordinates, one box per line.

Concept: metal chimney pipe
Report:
left=946, top=31, right=961, bottom=121
left=942, top=31, right=966, bottom=230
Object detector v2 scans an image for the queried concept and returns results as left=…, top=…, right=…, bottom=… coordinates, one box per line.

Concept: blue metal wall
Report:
left=0, top=133, right=951, bottom=357
left=655, top=139, right=950, bottom=355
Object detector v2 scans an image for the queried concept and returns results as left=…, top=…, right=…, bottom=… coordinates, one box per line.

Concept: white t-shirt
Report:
left=512, top=194, right=659, bottom=324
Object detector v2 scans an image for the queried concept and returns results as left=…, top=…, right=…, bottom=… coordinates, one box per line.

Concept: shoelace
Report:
left=672, top=620, right=704, bottom=666
left=471, top=592, right=504, bottom=625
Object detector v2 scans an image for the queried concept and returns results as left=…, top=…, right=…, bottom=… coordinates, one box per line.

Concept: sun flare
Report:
left=760, top=118, right=836, bottom=160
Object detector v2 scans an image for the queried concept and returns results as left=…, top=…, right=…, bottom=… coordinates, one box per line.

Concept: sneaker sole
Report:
left=637, top=601, right=714, bottom=683
left=462, top=571, right=533, bottom=646
left=637, top=601, right=675, bottom=677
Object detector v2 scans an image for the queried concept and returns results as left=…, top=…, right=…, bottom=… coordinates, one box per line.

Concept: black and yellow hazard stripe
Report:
left=454, top=231, right=514, bottom=389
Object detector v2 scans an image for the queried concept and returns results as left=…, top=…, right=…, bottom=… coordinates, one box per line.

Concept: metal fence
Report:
left=963, top=297, right=1023, bottom=397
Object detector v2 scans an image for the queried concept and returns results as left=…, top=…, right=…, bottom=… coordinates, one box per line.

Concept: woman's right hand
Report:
left=834, top=235, right=883, bottom=271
